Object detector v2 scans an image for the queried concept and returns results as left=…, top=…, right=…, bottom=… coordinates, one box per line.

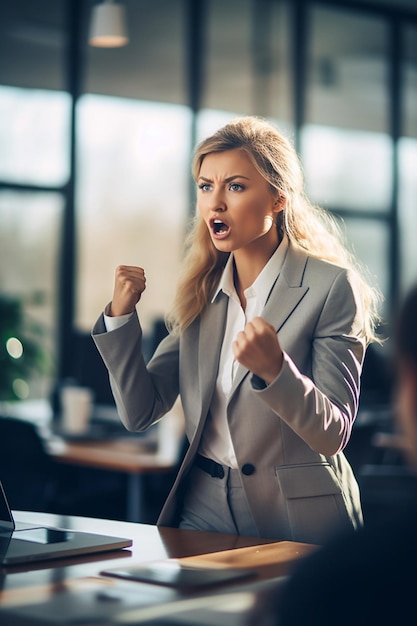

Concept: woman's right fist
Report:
left=109, top=265, right=146, bottom=317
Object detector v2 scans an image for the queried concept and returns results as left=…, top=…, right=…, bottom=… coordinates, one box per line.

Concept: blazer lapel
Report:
left=261, top=244, right=310, bottom=331
left=229, top=243, right=310, bottom=397
left=197, top=291, right=228, bottom=423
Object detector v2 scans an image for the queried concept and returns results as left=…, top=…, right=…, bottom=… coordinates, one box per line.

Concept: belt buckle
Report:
left=212, top=463, right=225, bottom=479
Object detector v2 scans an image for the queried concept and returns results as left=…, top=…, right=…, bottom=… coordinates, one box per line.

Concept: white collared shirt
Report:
left=198, top=237, right=288, bottom=468
left=104, top=238, right=288, bottom=469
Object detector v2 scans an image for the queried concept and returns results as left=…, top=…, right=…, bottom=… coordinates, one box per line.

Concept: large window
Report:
left=0, top=0, right=416, bottom=402
left=201, top=0, right=293, bottom=130
left=0, top=0, right=67, bottom=401
left=302, top=7, right=391, bottom=317
left=77, top=0, right=190, bottom=335
left=399, top=26, right=417, bottom=294
left=75, top=97, right=191, bottom=333
left=0, top=190, right=63, bottom=398
left=302, top=125, right=392, bottom=213
left=0, top=87, right=70, bottom=186
left=0, top=86, right=69, bottom=400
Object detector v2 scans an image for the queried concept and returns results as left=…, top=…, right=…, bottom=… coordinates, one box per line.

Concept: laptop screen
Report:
left=0, top=479, right=132, bottom=565
left=0, top=481, right=74, bottom=544
left=0, top=481, right=14, bottom=533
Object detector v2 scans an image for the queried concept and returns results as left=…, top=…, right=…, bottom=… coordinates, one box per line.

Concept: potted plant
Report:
left=0, top=295, right=48, bottom=401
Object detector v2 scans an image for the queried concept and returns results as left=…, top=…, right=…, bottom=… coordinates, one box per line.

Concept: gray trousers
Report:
left=178, top=463, right=260, bottom=537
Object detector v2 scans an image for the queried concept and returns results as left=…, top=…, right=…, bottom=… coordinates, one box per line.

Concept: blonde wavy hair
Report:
left=166, top=116, right=382, bottom=342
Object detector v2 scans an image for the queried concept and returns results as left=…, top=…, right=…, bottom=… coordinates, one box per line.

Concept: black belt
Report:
left=195, top=454, right=225, bottom=479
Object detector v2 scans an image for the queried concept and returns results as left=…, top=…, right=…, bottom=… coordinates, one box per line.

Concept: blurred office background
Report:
left=0, top=0, right=416, bottom=524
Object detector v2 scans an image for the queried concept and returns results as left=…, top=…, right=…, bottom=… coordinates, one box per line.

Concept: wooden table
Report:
left=48, top=437, right=177, bottom=522
left=0, top=512, right=317, bottom=625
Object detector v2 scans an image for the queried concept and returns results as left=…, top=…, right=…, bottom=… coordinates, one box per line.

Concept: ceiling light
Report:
left=89, top=0, right=129, bottom=48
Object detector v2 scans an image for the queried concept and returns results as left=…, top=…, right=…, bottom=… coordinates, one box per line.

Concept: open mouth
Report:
left=211, top=218, right=231, bottom=238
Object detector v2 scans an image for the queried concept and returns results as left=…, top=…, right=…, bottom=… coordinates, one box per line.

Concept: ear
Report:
left=272, top=195, right=286, bottom=214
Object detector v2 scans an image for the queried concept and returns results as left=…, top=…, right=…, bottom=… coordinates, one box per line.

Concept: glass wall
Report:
left=0, top=87, right=70, bottom=186
left=0, top=0, right=68, bottom=402
left=399, top=26, right=417, bottom=294
left=76, top=0, right=191, bottom=335
left=302, top=7, right=392, bottom=317
left=0, top=0, right=416, bottom=401
left=198, top=0, right=293, bottom=140
left=84, top=0, right=186, bottom=105
left=0, top=190, right=63, bottom=398
left=75, top=97, right=191, bottom=333
left=0, top=86, right=69, bottom=370
left=0, top=0, right=67, bottom=92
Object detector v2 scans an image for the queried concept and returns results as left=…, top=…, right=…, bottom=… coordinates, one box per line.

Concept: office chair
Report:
left=0, top=415, right=58, bottom=512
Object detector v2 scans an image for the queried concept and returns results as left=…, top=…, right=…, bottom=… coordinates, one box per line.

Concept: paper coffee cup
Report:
left=61, top=386, right=93, bottom=435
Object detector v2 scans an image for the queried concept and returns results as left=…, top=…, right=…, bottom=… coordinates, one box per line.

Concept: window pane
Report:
left=303, top=8, right=391, bottom=211
left=404, top=26, right=417, bottom=140
left=203, top=0, right=292, bottom=124
left=342, top=218, right=389, bottom=320
left=0, top=86, right=70, bottom=186
left=302, top=125, right=392, bottom=212
left=84, top=0, right=186, bottom=104
left=0, top=191, right=62, bottom=400
left=75, top=96, right=191, bottom=333
left=399, top=139, right=417, bottom=293
left=196, top=109, right=243, bottom=143
left=0, top=0, right=67, bottom=91
left=399, top=27, right=417, bottom=293
left=307, top=8, right=389, bottom=132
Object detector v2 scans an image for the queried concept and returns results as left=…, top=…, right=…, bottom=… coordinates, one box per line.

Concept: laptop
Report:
left=0, top=481, right=132, bottom=565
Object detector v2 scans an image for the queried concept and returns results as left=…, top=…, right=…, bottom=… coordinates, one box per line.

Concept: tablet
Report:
left=101, top=560, right=256, bottom=590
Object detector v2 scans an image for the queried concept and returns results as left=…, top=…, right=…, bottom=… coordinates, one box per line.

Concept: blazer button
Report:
left=242, top=463, right=255, bottom=476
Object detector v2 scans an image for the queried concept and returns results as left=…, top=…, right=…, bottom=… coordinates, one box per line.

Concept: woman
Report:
left=92, top=116, right=381, bottom=543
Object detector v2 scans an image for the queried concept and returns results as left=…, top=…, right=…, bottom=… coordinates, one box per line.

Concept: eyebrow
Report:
left=198, top=174, right=250, bottom=183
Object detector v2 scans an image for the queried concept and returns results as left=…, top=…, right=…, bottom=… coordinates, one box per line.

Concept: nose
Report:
left=207, top=188, right=226, bottom=213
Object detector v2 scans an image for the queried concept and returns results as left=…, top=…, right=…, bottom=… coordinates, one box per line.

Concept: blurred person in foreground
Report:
left=278, top=284, right=417, bottom=625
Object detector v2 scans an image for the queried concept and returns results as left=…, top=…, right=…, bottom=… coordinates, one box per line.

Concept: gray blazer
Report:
left=92, top=241, right=365, bottom=544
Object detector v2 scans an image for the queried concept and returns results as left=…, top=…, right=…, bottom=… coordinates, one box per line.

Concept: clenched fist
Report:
left=109, top=265, right=146, bottom=317
left=232, top=316, right=283, bottom=384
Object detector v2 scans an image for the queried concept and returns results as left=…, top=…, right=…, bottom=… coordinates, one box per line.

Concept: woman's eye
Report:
left=198, top=183, right=211, bottom=192
left=229, top=183, right=243, bottom=192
